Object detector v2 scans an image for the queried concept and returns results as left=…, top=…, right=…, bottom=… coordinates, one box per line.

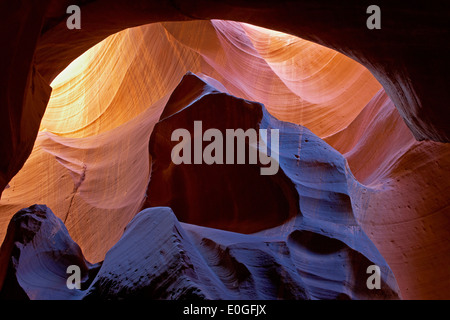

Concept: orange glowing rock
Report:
left=0, top=16, right=449, bottom=300
left=1, top=21, right=380, bottom=262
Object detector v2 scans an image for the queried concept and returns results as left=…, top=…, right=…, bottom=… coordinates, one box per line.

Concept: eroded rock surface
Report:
left=0, top=204, right=399, bottom=300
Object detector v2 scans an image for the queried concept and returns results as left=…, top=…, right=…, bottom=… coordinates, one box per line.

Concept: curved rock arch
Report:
left=1, top=0, right=449, bottom=197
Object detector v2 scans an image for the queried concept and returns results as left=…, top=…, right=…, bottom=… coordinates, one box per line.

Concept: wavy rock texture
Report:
left=0, top=21, right=380, bottom=263
left=0, top=204, right=100, bottom=300
left=142, top=73, right=400, bottom=300
left=144, top=73, right=301, bottom=234
left=0, top=17, right=449, bottom=300
left=0, top=202, right=399, bottom=299
left=2, top=1, right=449, bottom=203
left=325, top=90, right=450, bottom=299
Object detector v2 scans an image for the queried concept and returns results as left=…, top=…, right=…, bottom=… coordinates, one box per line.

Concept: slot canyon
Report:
left=0, top=1, right=449, bottom=300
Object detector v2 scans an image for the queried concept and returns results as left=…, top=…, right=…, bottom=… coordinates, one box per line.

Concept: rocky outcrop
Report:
left=0, top=204, right=399, bottom=300
left=0, top=205, right=100, bottom=300
left=1, top=4, right=449, bottom=299
left=143, top=73, right=401, bottom=300
left=144, top=73, right=300, bottom=233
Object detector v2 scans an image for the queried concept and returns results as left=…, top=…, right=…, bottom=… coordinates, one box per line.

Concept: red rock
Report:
left=0, top=2, right=449, bottom=299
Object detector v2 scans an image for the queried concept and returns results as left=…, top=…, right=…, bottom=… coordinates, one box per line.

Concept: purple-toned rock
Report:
left=0, top=204, right=100, bottom=300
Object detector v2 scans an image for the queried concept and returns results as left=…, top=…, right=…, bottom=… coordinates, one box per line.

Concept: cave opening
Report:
left=1, top=19, right=385, bottom=255
left=1, top=2, right=449, bottom=299
left=12, top=20, right=382, bottom=236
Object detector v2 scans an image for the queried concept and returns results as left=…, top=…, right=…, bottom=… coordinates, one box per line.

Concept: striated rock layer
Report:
left=325, top=89, right=450, bottom=299
left=2, top=0, right=450, bottom=202
left=0, top=12, right=449, bottom=299
left=0, top=21, right=380, bottom=265
left=0, top=73, right=401, bottom=299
